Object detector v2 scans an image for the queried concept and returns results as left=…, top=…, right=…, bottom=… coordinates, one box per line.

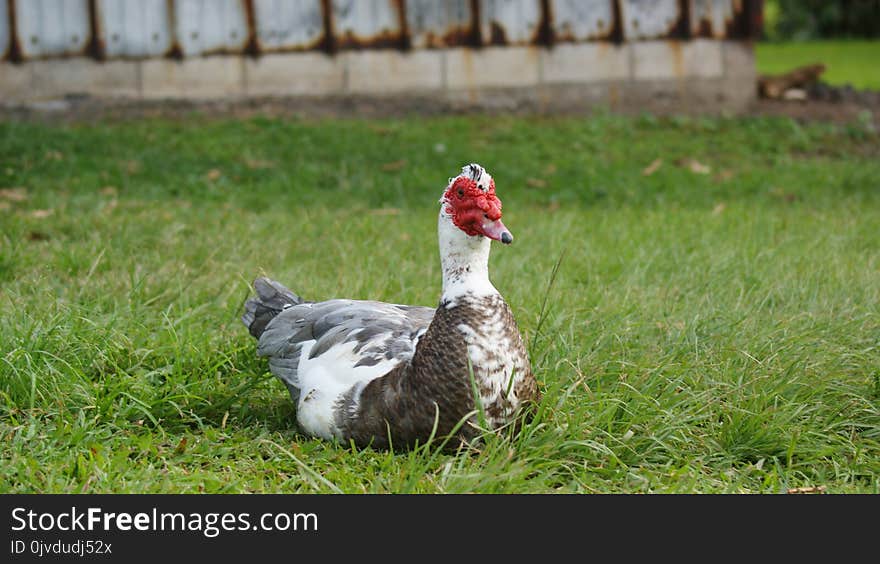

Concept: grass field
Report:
left=756, top=40, right=880, bottom=90
left=1, top=113, right=879, bottom=493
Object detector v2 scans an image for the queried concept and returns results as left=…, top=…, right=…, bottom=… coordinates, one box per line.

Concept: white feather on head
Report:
left=441, top=163, right=493, bottom=204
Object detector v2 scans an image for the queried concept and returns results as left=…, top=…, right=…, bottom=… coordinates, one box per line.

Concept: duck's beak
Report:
left=482, top=218, right=513, bottom=245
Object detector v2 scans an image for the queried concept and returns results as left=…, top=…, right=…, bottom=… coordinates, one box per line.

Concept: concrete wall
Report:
left=0, top=40, right=756, bottom=113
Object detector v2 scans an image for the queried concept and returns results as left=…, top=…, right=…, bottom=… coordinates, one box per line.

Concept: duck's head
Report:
left=439, top=163, right=512, bottom=245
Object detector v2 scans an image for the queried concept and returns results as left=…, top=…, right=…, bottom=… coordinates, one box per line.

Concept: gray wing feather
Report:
left=256, top=299, right=435, bottom=397
left=242, top=277, right=303, bottom=338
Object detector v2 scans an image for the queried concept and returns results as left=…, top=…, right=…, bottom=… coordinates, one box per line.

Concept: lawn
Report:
left=756, top=40, right=880, bottom=90
left=1, top=113, right=878, bottom=493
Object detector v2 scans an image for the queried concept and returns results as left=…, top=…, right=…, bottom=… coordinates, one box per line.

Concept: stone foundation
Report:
left=0, top=41, right=756, bottom=114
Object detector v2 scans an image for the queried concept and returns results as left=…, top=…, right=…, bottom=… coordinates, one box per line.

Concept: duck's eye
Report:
left=457, top=189, right=464, bottom=197
left=483, top=213, right=489, bottom=219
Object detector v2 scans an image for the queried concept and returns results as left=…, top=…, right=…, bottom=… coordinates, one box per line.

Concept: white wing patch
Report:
left=294, top=340, right=400, bottom=440
left=254, top=298, right=434, bottom=439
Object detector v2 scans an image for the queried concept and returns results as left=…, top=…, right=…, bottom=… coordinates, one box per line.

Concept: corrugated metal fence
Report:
left=1, top=0, right=761, bottom=62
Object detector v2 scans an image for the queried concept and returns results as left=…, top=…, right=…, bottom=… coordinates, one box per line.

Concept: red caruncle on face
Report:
left=443, top=176, right=503, bottom=237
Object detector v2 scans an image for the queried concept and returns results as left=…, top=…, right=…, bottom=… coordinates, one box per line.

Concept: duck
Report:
left=242, top=163, right=540, bottom=449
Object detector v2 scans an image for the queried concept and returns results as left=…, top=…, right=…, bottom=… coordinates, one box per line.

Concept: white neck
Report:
left=438, top=209, right=498, bottom=306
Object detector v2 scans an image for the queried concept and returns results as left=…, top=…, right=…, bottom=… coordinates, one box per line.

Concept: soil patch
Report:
left=1, top=82, right=877, bottom=126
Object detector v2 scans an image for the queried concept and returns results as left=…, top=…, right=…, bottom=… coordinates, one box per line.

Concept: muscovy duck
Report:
left=242, top=163, right=540, bottom=449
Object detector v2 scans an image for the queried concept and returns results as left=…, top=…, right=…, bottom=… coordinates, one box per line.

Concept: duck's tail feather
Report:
left=242, top=277, right=303, bottom=339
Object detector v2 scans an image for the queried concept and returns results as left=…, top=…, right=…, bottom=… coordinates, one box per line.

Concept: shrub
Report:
left=764, top=0, right=880, bottom=40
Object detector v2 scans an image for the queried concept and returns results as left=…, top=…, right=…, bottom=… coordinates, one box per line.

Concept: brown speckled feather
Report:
left=335, top=294, right=540, bottom=449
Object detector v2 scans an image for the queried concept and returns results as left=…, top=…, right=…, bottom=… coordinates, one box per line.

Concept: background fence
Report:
left=0, top=1, right=763, bottom=111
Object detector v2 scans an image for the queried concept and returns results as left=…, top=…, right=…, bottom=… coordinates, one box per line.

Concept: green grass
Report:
left=756, top=40, right=880, bottom=90
left=1, top=112, right=879, bottom=493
